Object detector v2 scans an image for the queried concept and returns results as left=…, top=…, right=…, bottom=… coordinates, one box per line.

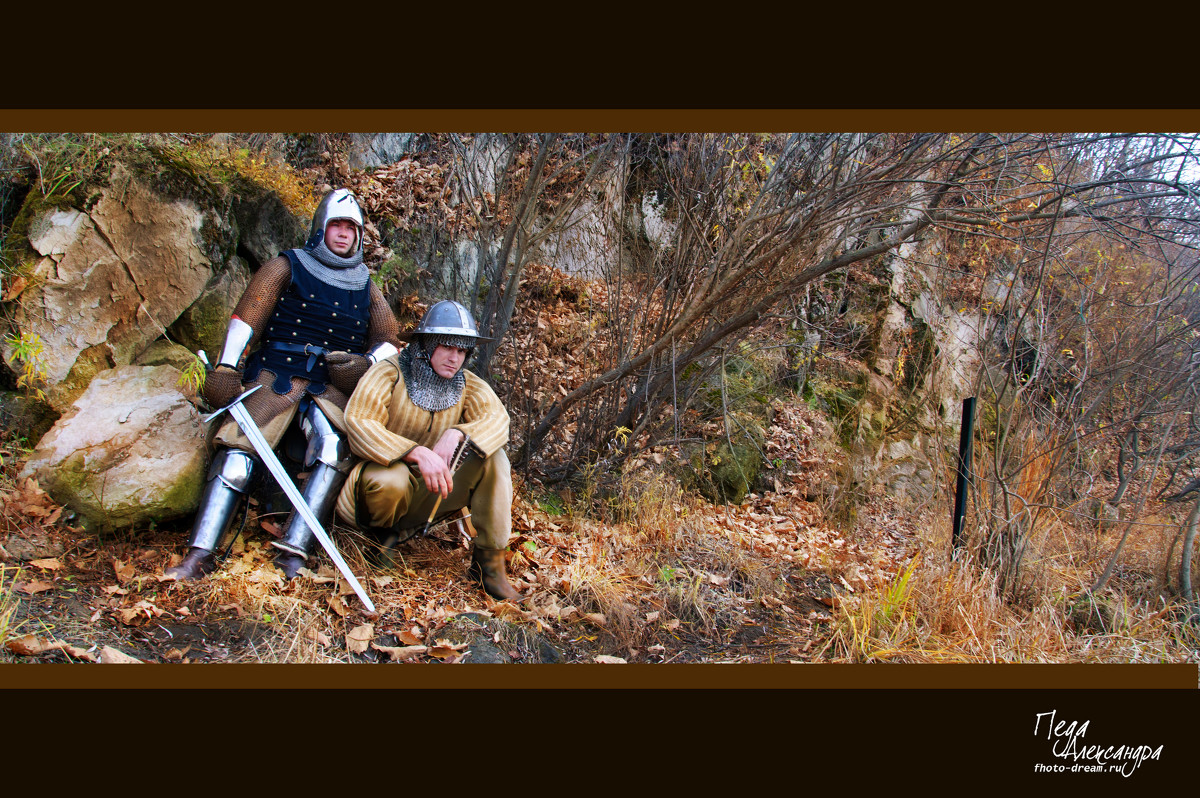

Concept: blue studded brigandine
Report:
left=243, top=250, right=373, bottom=395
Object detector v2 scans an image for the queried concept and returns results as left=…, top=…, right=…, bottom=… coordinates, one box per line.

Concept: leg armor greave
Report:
left=187, top=448, right=260, bottom=553
left=273, top=402, right=352, bottom=557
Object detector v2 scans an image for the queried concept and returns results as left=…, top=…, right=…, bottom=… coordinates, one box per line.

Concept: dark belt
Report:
left=262, top=341, right=331, bottom=373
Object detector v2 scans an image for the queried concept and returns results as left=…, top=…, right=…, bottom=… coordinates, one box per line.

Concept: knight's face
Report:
left=324, top=218, right=359, bottom=256
left=429, top=344, right=468, bottom=379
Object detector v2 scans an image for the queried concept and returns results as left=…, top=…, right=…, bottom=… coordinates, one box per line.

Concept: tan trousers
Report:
left=353, top=448, right=512, bottom=551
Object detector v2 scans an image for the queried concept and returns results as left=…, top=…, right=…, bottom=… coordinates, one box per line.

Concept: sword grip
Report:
left=422, top=435, right=472, bottom=532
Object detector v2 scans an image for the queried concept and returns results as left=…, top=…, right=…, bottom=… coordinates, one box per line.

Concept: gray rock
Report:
left=168, top=257, right=252, bottom=360
left=0, top=391, right=59, bottom=449
left=134, top=340, right=199, bottom=372
left=433, top=612, right=565, bottom=664
left=19, top=364, right=208, bottom=532
left=1, top=528, right=65, bottom=561
left=6, top=167, right=219, bottom=409
left=347, top=133, right=420, bottom=170
left=231, top=194, right=305, bottom=268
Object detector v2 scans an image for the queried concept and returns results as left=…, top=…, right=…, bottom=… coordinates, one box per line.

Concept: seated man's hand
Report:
left=404, top=445, right=454, bottom=498
left=431, top=429, right=465, bottom=469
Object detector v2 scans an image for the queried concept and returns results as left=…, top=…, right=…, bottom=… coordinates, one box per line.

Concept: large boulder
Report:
left=19, top=364, right=208, bottom=533
left=7, top=165, right=230, bottom=410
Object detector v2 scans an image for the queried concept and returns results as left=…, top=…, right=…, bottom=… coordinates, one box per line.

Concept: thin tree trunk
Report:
left=1180, top=495, right=1198, bottom=621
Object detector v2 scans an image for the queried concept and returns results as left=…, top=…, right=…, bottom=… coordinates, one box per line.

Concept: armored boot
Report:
left=271, top=402, right=350, bottom=579
left=272, top=461, right=347, bottom=577
left=468, top=547, right=523, bottom=602
left=165, top=449, right=258, bottom=581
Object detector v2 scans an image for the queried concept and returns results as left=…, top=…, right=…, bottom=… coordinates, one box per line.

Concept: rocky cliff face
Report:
left=1, top=139, right=309, bottom=529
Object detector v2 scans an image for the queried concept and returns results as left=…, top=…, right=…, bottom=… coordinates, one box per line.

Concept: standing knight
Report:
left=166, top=188, right=401, bottom=580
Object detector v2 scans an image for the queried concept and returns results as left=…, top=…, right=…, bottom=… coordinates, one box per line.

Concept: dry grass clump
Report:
left=0, top=563, right=27, bottom=651
left=827, top=551, right=1198, bottom=664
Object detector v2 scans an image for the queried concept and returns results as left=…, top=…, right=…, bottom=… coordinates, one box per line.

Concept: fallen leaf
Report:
left=371, top=644, right=427, bottom=662
left=328, top=594, right=348, bottom=617
left=396, top=630, right=424, bottom=646
left=428, top=645, right=463, bottom=660
left=5, top=634, right=53, bottom=655
left=594, top=655, right=627, bottom=664
left=583, top=612, right=607, bottom=627
left=6, top=634, right=96, bottom=661
left=2, top=273, right=28, bottom=301
left=28, top=558, right=63, bottom=570
left=305, top=628, right=332, bottom=647
left=645, top=611, right=660, bottom=623
left=112, top=559, right=135, bottom=585
left=16, top=580, right=54, bottom=595
left=100, top=646, right=143, bottom=664
left=346, top=623, right=375, bottom=653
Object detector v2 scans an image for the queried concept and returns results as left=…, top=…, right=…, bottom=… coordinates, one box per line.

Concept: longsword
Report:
left=200, top=363, right=376, bottom=614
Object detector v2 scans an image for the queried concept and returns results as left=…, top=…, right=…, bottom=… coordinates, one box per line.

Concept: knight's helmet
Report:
left=305, top=188, right=366, bottom=254
left=411, top=300, right=493, bottom=355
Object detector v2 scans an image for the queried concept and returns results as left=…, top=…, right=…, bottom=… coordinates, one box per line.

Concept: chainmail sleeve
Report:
left=229, top=255, right=293, bottom=368
left=366, top=282, right=402, bottom=349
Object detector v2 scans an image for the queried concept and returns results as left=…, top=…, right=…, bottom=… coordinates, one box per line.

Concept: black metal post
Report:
left=952, top=396, right=976, bottom=554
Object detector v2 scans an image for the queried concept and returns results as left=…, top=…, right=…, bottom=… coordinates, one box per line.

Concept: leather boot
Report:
left=273, top=550, right=309, bottom=579
left=165, top=547, right=216, bottom=581
left=469, top=547, right=523, bottom=601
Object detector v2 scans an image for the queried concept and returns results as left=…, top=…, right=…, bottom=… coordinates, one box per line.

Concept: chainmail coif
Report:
left=398, top=338, right=468, bottom=412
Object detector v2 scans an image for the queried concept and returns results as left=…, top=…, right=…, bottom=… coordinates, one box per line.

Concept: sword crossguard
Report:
left=201, top=384, right=263, bottom=424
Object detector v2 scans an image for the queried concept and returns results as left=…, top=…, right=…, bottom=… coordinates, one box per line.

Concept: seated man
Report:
left=334, top=300, right=522, bottom=601
left=167, top=188, right=401, bottom=581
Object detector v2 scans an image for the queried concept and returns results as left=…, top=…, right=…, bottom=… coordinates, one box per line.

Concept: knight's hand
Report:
left=325, top=351, right=370, bottom=394
left=405, top=445, right=453, bottom=498
left=203, top=365, right=244, bottom=408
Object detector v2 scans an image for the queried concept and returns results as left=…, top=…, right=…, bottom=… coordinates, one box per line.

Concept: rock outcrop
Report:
left=19, top=364, right=208, bottom=533
left=8, top=165, right=228, bottom=410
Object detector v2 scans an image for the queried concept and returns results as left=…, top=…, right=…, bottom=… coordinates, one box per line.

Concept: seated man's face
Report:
left=429, top=344, right=469, bottom=379
left=324, top=218, right=359, bottom=256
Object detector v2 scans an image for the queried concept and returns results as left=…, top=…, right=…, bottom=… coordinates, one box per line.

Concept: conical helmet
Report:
left=305, top=188, right=366, bottom=254
left=410, top=300, right=493, bottom=343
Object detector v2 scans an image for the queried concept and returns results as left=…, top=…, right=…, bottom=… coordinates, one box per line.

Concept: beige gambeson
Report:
left=334, top=354, right=512, bottom=543
left=342, top=355, right=509, bottom=463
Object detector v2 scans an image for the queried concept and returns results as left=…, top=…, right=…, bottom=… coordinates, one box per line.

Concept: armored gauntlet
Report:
left=203, top=365, right=245, bottom=408
left=324, top=351, right=371, bottom=395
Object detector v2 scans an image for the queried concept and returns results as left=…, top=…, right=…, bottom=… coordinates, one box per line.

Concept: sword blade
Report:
left=225, top=401, right=376, bottom=614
